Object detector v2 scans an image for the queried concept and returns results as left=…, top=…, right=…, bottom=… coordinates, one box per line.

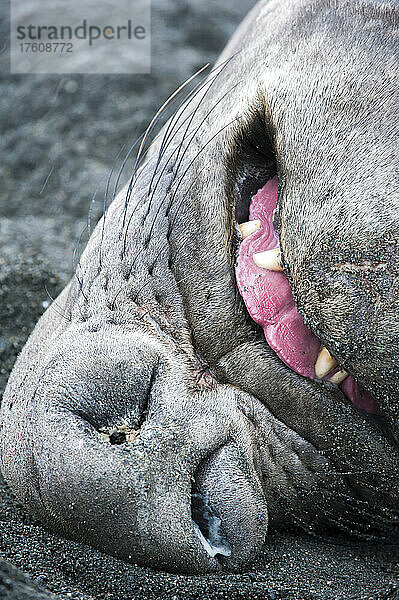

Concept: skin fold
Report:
left=0, top=0, right=398, bottom=574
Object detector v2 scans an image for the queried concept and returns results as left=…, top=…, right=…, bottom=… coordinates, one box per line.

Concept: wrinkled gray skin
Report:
left=1, top=0, right=398, bottom=574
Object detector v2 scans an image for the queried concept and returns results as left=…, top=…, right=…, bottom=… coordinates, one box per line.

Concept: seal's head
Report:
left=1, top=0, right=398, bottom=573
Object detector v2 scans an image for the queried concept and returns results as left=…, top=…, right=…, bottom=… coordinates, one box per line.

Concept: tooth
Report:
left=315, top=346, right=338, bottom=379
left=329, top=369, right=349, bottom=385
left=239, top=219, right=261, bottom=239
left=253, top=248, right=283, bottom=271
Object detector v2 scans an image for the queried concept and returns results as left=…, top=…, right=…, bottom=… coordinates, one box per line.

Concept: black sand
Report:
left=1, top=1, right=398, bottom=598
left=1, top=469, right=398, bottom=600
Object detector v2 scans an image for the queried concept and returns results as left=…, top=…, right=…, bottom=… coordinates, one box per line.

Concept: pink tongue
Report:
left=235, top=177, right=379, bottom=414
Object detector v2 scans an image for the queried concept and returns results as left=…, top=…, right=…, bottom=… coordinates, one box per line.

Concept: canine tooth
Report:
left=315, top=347, right=338, bottom=379
left=253, top=248, right=283, bottom=271
left=329, top=369, right=349, bottom=385
left=239, top=219, right=261, bottom=239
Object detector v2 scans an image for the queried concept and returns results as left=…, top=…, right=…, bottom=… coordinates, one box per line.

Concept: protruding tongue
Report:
left=235, top=177, right=379, bottom=414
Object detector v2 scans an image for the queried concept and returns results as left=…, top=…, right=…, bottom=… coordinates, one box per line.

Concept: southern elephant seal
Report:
left=1, top=0, right=398, bottom=574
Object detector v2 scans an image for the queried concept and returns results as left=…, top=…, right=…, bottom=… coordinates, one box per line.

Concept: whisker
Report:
left=98, top=143, right=127, bottom=269
left=122, top=115, right=237, bottom=262
left=131, top=277, right=155, bottom=304
left=323, top=487, right=399, bottom=527
left=72, top=245, right=88, bottom=303
left=44, top=285, right=72, bottom=323
left=146, top=76, right=239, bottom=221
left=86, top=133, right=146, bottom=240
left=110, top=131, right=146, bottom=206
left=129, top=116, right=234, bottom=272
left=165, top=116, right=240, bottom=233
left=107, top=285, right=126, bottom=311
left=121, top=121, right=236, bottom=292
left=121, top=64, right=211, bottom=232
left=72, top=227, right=86, bottom=274
left=147, top=71, right=210, bottom=196
left=39, top=165, right=54, bottom=195
left=173, top=70, right=237, bottom=178
left=87, top=171, right=111, bottom=238
left=148, top=55, right=237, bottom=199
left=143, top=109, right=239, bottom=248
left=135, top=64, right=210, bottom=177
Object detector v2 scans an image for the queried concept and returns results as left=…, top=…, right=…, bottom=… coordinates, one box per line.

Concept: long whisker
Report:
left=44, top=285, right=72, bottom=323
left=110, top=132, right=146, bottom=207
left=148, top=55, right=237, bottom=199
left=98, top=143, right=127, bottom=269
left=87, top=170, right=112, bottom=238
left=165, top=116, right=240, bottom=231
left=146, top=76, right=239, bottom=222
left=72, top=245, right=88, bottom=303
left=73, top=225, right=88, bottom=276
left=128, top=118, right=239, bottom=272
left=121, top=64, right=211, bottom=232
left=142, top=99, right=239, bottom=248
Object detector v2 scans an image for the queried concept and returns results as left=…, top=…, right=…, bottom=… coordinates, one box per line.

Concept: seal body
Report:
left=1, top=0, right=398, bottom=573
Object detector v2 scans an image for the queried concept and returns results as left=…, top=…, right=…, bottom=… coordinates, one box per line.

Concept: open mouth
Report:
left=235, top=177, right=379, bottom=415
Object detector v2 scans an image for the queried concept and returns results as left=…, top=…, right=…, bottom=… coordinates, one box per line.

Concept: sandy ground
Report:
left=1, top=1, right=399, bottom=598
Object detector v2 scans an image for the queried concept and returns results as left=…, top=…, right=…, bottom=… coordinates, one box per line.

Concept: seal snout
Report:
left=1, top=322, right=267, bottom=573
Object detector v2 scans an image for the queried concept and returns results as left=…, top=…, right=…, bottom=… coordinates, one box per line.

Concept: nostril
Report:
left=192, top=444, right=268, bottom=570
left=99, top=425, right=139, bottom=445
left=109, top=430, right=126, bottom=445
left=191, top=484, right=232, bottom=560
